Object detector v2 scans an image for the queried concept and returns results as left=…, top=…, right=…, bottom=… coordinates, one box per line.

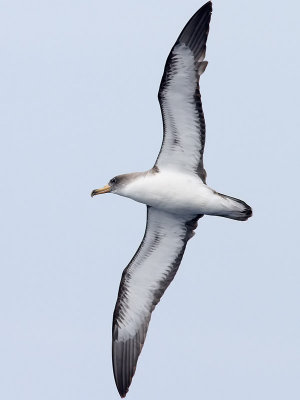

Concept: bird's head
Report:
left=91, top=173, right=142, bottom=197
left=91, top=175, right=122, bottom=197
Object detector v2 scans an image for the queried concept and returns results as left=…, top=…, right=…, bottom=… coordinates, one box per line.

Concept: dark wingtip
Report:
left=112, top=335, right=140, bottom=399
left=175, top=1, right=212, bottom=65
left=112, top=320, right=150, bottom=398
left=203, top=1, right=213, bottom=10
left=119, top=389, right=127, bottom=398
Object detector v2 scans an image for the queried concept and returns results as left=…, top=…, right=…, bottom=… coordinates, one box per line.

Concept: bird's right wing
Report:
left=112, top=206, right=202, bottom=397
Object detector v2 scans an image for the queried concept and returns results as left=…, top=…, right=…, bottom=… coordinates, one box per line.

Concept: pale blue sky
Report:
left=1, top=0, right=299, bottom=399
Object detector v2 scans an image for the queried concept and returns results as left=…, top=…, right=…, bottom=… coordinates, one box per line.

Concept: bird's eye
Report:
left=110, top=177, right=116, bottom=184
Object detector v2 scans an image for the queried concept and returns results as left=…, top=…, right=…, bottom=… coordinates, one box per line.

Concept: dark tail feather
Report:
left=218, top=193, right=253, bottom=221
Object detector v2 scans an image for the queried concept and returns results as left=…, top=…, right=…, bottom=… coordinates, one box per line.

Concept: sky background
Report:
left=1, top=0, right=299, bottom=399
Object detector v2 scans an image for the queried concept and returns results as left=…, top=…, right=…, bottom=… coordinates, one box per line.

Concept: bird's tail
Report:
left=216, top=193, right=253, bottom=221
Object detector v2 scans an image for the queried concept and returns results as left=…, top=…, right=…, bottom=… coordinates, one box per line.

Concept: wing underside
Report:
left=112, top=207, right=201, bottom=397
left=156, top=1, right=212, bottom=183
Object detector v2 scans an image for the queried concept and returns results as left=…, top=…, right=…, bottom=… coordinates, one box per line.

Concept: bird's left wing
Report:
left=156, top=2, right=212, bottom=183
left=112, top=206, right=202, bottom=397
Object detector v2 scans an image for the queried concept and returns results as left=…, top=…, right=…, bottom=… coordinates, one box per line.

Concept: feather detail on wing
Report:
left=156, top=1, right=212, bottom=183
left=112, top=207, right=202, bottom=397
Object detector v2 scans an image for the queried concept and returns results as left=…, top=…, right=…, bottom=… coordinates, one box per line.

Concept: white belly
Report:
left=117, top=170, right=222, bottom=215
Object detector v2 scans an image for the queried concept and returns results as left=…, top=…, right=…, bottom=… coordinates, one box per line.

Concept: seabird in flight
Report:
left=91, top=1, right=252, bottom=397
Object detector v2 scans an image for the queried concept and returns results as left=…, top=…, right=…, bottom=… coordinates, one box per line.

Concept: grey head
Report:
left=91, top=172, right=146, bottom=197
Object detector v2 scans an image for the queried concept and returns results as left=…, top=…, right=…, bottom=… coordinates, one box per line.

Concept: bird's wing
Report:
left=112, top=206, right=202, bottom=397
left=156, top=1, right=212, bottom=183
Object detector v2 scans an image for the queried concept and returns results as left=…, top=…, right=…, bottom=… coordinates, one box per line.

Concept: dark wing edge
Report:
left=157, top=1, right=212, bottom=182
left=112, top=207, right=203, bottom=397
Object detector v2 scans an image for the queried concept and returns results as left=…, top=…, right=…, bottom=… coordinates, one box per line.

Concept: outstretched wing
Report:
left=156, top=1, right=212, bottom=183
left=112, top=207, right=202, bottom=397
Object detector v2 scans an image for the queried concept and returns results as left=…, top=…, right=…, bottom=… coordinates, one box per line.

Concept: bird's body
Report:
left=91, top=2, right=252, bottom=397
left=116, top=169, right=250, bottom=220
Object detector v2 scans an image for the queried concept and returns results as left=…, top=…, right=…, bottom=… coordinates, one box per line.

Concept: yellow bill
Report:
left=91, top=184, right=111, bottom=197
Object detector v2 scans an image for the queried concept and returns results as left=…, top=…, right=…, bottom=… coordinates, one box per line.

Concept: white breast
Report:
left=116, top=170, right=221, bottom=215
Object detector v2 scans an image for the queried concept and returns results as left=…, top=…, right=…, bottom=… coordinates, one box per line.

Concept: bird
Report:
left=91, top=1, right=252, bottom=397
